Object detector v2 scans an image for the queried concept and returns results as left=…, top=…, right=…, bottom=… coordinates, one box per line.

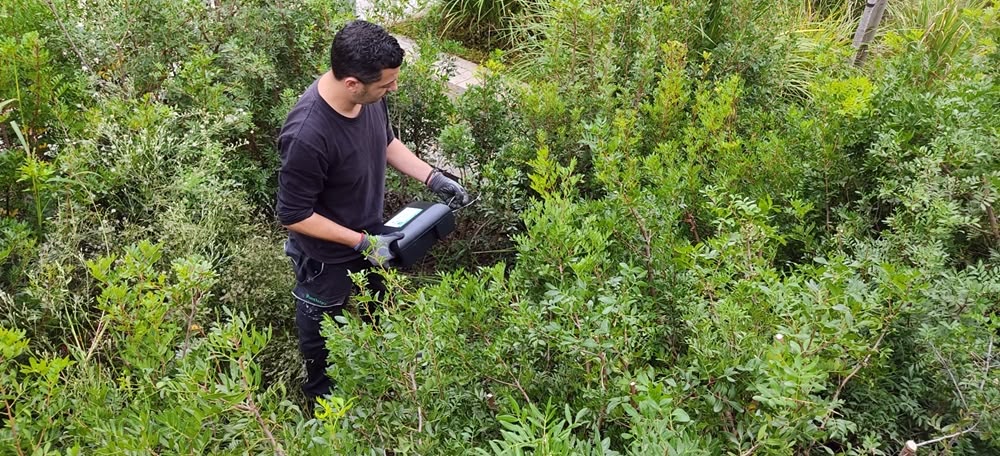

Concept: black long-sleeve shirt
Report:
left=276, top=79, right=395, bottom=264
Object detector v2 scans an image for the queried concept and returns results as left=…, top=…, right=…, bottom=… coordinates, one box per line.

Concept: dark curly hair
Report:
left=330, top=20, right=404, bottom=84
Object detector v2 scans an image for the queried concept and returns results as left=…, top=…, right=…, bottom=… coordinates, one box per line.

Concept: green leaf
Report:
left=10, top=121, right=30, bottom=155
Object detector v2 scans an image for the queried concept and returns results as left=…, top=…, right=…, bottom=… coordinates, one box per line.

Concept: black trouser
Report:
left=285, top=239, right=387, bottom=399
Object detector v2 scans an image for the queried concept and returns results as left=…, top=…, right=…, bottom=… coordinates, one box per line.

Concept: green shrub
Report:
left=1, top=0, right=353, bottom=402
left=390, top=39, right=457, bottom=161
left=3, top=0, right=999, bottom=454
left=1, top=242, right=318, bottom=454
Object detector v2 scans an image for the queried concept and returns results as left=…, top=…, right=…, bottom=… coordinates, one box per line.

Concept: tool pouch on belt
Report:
left=284, top=237, right=349, bottom=308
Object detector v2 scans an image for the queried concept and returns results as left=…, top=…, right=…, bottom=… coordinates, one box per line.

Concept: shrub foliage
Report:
left=2, top=0, right=998, bottom=454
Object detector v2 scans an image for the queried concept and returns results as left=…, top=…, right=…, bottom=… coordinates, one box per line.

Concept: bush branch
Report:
left=917, top=423, right=978, bottom=447
left=4, top=399, right=25, bottom=456
left=85, top=315, right=108, bottom=362
left=927, top=339, right=968, bottom=409
left=41, top=0, right=88, bottom=68
left=832, top=325, right=890, bottom=403
left=626, top=205, right=656, bottom=293
left=407, top=365, right=424, bottom=433
left=487, top=355, right=533, bottom=406
left=180, top=291, right=204, bottom=357
left=236, top=356, right=286, bottom=456
left=740, top=441, right=762, bottom=456
left=901, top=422, right=979, bottom=454
left=984, top=177, right=999, bottom=244
left=981, top=334, right=993, bottom=391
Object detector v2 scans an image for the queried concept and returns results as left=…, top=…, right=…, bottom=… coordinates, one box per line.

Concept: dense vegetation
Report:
left=2, top=0, right=998, bottom=454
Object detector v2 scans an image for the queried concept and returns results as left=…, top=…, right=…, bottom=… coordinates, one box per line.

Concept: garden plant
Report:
left=1, top=0, right=998, bottom=454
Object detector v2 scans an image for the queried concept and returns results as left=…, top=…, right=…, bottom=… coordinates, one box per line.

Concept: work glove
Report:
left=353, top=231, right=405, bottom=267
left=426, top=168, right=472, bottom=209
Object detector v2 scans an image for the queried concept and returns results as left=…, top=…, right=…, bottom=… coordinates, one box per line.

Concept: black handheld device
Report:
left=384, top=201, right=456, bottom=267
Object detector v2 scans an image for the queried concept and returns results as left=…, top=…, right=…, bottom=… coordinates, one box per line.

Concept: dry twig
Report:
left=41, top=0, right=88, bottom=67
left=980, top=334, right=993, bottom=391
left=927, top=339, right=968, bottom=409
left=901, top=423, right=980, bottom=455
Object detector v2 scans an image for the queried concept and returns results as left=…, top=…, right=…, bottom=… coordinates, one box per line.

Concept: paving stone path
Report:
left=353, top=0, right=484, bottom=174
left=354, top=0, right=483, bottom=95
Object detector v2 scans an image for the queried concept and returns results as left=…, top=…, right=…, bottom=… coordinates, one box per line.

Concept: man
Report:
left=276, top=20, right=470, bottom=399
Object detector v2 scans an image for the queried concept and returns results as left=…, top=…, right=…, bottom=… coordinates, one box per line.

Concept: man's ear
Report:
left=343, top=77, right=363, bottom=92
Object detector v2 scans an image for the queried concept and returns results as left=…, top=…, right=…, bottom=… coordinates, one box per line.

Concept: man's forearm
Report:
left=386, top=138, right=434, bottom=183
left=284, top=213, right=364, bottom=248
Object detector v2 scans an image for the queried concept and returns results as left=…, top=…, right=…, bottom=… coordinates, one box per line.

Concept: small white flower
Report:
left=774, top=333, right=784, bottom=342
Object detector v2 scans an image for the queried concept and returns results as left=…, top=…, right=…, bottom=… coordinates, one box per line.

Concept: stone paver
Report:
left=354, top=0, right=482, bottom=94
left=394, top=35, right=483, bottom=95
left=355, top=1, right=481, bottom=174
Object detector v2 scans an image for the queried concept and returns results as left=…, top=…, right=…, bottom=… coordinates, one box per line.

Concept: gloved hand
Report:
left=426, top=168, right=472, bottom=209
left=353, top=232, right=405, bottom=267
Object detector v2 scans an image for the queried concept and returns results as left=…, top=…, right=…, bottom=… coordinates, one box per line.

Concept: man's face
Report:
left=352, top=67, right=399, bottom=105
